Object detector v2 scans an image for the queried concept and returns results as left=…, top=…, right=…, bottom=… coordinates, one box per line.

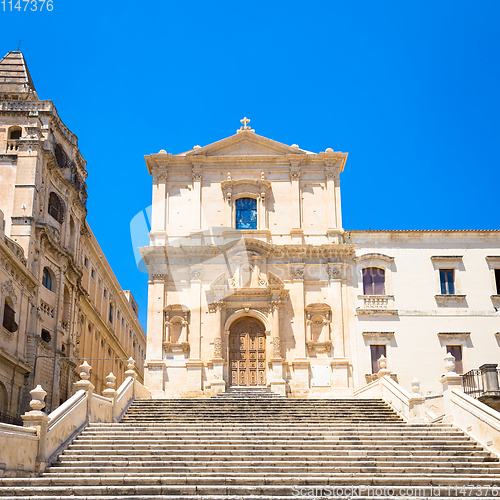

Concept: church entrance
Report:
left=229, top=318, right=266, bottom=386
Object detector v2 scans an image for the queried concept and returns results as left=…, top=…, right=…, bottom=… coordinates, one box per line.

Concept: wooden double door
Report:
left=229, top=318, right=266, bottom=386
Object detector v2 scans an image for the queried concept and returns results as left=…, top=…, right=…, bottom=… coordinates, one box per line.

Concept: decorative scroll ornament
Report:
left=1, top=280, right=17, bottom=305
left=272, top=336, right=281, bottom=358
left=189, top=269, right=202, bottom=281
left=214, top=337, right=223, bottom=358
left=327, top=264, right=341, bottom=280
left=291, top=267, right=304, bottom=281
left=151, top=274, right=166, bottom=281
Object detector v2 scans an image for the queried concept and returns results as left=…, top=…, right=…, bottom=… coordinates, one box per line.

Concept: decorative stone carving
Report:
left=192, top=171, right=202, bottom=181
left=291, top=267, right=304, bottom=280
left=210, top=300, right=225, bottom=313
left=1, top=280, right=17, bottom=305
left=327, top=264, right=341, bottom=280
left=272, top=336, right=281, bottom=358
left=214, top=337, right=223, bottom=358
left=189, top=269, right=202, bottom=281
left=290, top=170, right=300, bottom=180
left=151, top=274, right=166, bottom=281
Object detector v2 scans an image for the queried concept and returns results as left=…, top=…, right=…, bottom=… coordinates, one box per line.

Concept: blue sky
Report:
left=2, top=1, right=499, bottom=330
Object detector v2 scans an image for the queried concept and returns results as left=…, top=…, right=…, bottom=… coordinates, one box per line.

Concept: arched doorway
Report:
left=229, top=317, right=266, bottom=386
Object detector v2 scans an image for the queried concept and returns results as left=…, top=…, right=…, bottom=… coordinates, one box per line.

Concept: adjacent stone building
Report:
left=141, top=118, right=500, bottom=399
left=0, top=51, right=147, bottom=419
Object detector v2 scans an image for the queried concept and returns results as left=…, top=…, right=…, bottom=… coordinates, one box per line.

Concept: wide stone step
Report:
left=64, top=440, right=478, bottom=452
left=4, top=478, right=500, bottom=499
left=47, top=460, right=500, bottom=471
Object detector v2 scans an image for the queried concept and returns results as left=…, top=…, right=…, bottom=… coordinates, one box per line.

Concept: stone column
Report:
left=325, top=167, right=336, bottom=230
left=189, top=268, right=202, bottom=360
left=151, top=170, right=167, bottom=234
left=191, top=167, right=202, bottom=242
left=291, top=265, right=306, bottom=358
left=269, top=297, right=286, bottom=396
left=210, top=300, right=226, bottom=395
left=290, top=165, right=302, bottom=244
left=440, top=352, right=463, bottom=423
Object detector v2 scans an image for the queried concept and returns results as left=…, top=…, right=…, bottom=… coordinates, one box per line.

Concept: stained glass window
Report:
left=235, top=198, right=257, bottom=230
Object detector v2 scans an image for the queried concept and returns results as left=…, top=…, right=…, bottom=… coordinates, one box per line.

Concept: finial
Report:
left=240, top=117, right=251, bottom=129
left=227, top=172, right=231, bottom=181
left=29, top=385, right=47, bottom=412
left=16, top=39, right=24, bottom=51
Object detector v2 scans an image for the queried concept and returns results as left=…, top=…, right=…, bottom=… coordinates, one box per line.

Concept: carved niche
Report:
left=305, top=303, right=332, bottom=355
left=163, top=304, right=190, bottom=354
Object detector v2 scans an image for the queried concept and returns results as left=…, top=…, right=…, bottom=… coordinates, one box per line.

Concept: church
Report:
left=141, top=118, right=500, bottom=401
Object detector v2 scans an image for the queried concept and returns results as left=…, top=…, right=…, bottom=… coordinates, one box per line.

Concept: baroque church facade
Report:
left=0, top=51, right=147, bottom=421
left=141, top=119, right=500, bottom=400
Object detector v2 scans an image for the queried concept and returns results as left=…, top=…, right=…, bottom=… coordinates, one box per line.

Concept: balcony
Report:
left=463, top=364, right=500, bottom=412
left=5, top=140, right=18, bottom=154
left=357, top=295, right=397, bottom=315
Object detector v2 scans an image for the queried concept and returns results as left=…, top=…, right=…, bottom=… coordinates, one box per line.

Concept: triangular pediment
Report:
left=183, top=131, right=310, bottom=157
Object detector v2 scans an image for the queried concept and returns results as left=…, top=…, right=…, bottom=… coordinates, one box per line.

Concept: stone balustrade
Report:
left=0, top=358, right=151, bottom=477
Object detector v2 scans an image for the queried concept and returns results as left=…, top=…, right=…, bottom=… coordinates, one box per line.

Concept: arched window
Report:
left=42, top=267, right=53, bottom=291
left=362, top=267, right=385, bottom=295
left=2, top=298, right=18, bottom=333
left=48, top=192, right=64, bottom=224
left=8, top=127, right=22, bottom=140
left=235, top=198, right=257, bottom=230
left=55, top=143, right=69, bottom=169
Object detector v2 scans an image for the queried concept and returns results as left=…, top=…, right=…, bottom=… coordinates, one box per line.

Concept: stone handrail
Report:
left=135, top=379, right=152, bottom=400
left=353, top=374, right=428, bottom=423
left=91, top=393, right=113, bottom=423
left=45, top=390, right=88, bottom=461
left=352, top=379, right=378, bottom=398
left=449, top=388, right=500, bottom=457
left=12, top=359, right=152, bottom=476
left=114, top=377, right=134, bottom=421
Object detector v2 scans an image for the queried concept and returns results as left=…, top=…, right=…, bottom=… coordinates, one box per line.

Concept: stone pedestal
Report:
left=210, top=359, right=226, bottom=395
left=269, top=358, right=286, bottom=396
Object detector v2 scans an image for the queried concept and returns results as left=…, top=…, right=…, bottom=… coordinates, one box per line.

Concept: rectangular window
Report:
left=109, top=304, right=114, bottom=323
left=446, top=345, right=463, bottom=374
left=439, top=269, right=455, bottom=295
left=235, top=198, right=257, bottom=230
left=495, top=269, right=500, bottom=295
left=363, top=268, right=385, bottom=295
left=91, top=269, right=95, bottom=280
left=84, top=257, right=89, bottom=268
left=370, top=344, right=386, bottom=374
left=104, top=289, right=107, bottom=299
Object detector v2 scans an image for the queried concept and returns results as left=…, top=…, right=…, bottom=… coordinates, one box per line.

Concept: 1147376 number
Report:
left=1, top=0, right=53, bottom=11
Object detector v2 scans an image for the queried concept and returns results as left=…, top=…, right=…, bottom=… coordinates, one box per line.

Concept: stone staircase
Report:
left=2, top=392, right=500, bottom=498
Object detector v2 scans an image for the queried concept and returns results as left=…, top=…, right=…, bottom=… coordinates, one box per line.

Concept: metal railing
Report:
left=0, top=411, right=23, bottom=426
left=463, top=368, right=500, bottom=399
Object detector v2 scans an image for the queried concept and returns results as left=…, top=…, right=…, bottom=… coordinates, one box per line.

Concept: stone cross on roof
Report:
left=240, top=117, right=251, bottom=130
